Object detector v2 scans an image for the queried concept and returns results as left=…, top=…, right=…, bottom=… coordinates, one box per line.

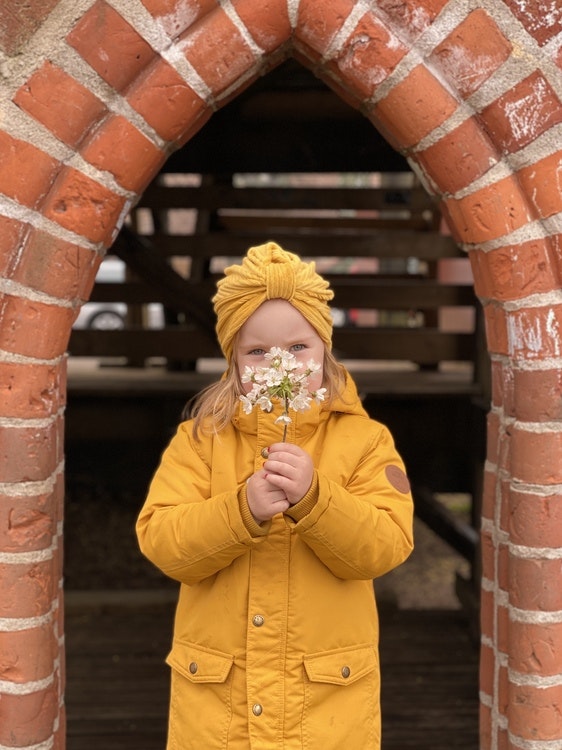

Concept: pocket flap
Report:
left=166, top=640, right=234, bottom=684
left=304, top=644, right=378, bottom=686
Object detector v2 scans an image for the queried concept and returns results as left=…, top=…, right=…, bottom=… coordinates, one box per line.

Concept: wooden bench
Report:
left=67, top=171, right=488, bottom=601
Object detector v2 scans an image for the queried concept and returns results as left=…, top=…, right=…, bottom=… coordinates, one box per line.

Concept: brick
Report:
left=0, top=490, right=57, bottom=554
left=497, top=604, right=509, bottom=654
left=554, top=234, right=562, bottom=280
left=376, top=0, right=448, bottom=40
left=480, top=641, right=494, bottom=696
left=295, top=0, right=358, bottom=57
left=66, top=0, right=156, bottom=92
left=503, top=0, right=562, bottom=47
left=509, top=683, right=562, bottom=740
left=0, top=131, right=59, bottom=209
left=12, top=228, right=101, bottom=301
left=326, top=11, right=408, bottom=98
left=488, top=357, right=513, bottom=411
left=0, top=623, right=57, bottom=683
left=481, top=467, right=498, bottom=521
left=430, top=9, right=512, bottom=99
left=498, top=662, right=509, bottom=716
left=180, top=7, right=258, bottom=96
left=480, top=703, right=492, bottom=750
left=509, top=555, right=562, bottom=612
left=13, top=61, right=106, bottom=148
left=499, top=479, right=511, bottom=536
left=481, top=528, right=495, bottom=581
left=511, top=426, right=562, bottom=485
left=498, top=541, right=509, bottom=591
left=82, top=114, right=165, bottom=193
left=470, top=239, right=559, bottom=301
left=506, top=304, right=562, bottom=361
left=0, top=361, right=66, bottom=419
left=481, top=587, right=494, bottom=640
left=227, top=0, right=291, bottom=53
left=369, top=64, right=459, bottom=150
left=0, top=216, right=30, bottom=276
left=517, top=150, right=562, bottom=219
left=486, top=409, right=501, bottom=465
left=479, top=71, right=562, bottom=155
left=127, top=58, right=210, bottom=143
left=416, top=116, right=500, bottom=195
left=0, top=0, right=58, bottom=55
left=509, top=486, right=562, bottom=548
left=0, top=557, right=59, bottom=619
left=41, top=167, right=127, bottom=246
left=0, top=420, right=63, bottom=485
left=0, top=687, right=57, bottom=747
left=140, top=0, right=218, bottom=39
left=443, top=174, right=532, bottom=244
left=0, top=294, right=76, bottom=360
left=509, top=620, right=562, bottom=677
left=512, top=368, right=562, bottom=421
left=483, top=304, right=509, bottom=357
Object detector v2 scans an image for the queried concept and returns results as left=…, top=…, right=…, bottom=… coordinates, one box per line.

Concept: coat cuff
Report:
left=238, top=484, right=271, bottom=537
left=285, top=471, right=319, bottom=522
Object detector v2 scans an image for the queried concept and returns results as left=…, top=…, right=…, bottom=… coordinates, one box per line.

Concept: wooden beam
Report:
left=136, top=231, right=463, bottom=260
left=138, top=185, right=436, bottom=212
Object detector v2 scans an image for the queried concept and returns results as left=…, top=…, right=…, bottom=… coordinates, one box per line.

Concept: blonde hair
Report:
left=186, top=347, right=346, bottom=440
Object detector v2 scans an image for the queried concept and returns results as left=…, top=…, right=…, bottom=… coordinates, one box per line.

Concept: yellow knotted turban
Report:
left=213, top=241, right=334, bottom=362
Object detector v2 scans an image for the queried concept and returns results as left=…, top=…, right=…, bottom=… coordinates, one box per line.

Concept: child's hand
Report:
left=262, top=442, right=314, bottom=506
left=246, top=469, right=290, bottom=524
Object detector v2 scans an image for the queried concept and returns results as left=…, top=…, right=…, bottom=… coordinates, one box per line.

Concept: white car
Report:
left=73, top=259, right=163, bottom=330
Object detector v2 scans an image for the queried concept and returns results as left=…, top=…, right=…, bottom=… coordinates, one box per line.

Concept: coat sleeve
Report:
left=288, top=423, right=414, bottom=581
left=136, top=423, right=265, bottom=585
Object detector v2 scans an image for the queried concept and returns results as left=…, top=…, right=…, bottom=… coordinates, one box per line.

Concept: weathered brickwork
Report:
left=0, top=1, right=561, bottom=748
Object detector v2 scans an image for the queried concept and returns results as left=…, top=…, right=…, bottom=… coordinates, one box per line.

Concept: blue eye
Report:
left=291, top=344, right=306, bottom=352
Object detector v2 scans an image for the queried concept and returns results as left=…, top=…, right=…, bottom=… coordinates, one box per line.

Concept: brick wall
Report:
left=0, top=1, right=561, bottom=748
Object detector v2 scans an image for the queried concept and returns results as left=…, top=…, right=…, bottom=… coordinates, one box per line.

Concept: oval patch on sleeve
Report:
left=385, top=465, right=411, bottom=494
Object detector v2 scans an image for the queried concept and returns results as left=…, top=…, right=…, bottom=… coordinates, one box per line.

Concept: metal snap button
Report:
left=252, top=703, right=263, bottom=716
left=341, top=665, right=351, bottom=678
left=189, top=662, right=198, bottom=674
left=252, top=614, right=265, bottom=627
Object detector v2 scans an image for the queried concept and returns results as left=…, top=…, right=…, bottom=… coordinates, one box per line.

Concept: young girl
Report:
left=136, top=241, right=414, bottom=750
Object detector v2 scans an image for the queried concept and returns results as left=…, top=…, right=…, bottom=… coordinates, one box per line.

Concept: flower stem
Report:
left=282, top=397, right=289, bottom=442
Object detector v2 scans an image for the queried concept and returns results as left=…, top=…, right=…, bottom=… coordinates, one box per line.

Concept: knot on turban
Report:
left=213, top=241, right=334, bottom=361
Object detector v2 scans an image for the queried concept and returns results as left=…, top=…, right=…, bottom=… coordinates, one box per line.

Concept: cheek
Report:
left=307, top=368, right=323, bottom=392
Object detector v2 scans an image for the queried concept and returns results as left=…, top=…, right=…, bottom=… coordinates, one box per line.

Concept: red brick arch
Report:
left=1, top=1, right=561, bottom=748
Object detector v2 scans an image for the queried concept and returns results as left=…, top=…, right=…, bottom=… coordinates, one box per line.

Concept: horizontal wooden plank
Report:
left=68, top=327, right=476, bottom=364
left=68, top=328, right=221, bottom=359
left=139, top=184, right=436, bottom=212
left=66, top=366, right=480, bottom=399
left=131, top=231, right=463, bottom=260
left=331, top=328, right=476, bottom=363
left=89, top=279, right=477, bottom=310
left=217, top=212, right=434, bottom=231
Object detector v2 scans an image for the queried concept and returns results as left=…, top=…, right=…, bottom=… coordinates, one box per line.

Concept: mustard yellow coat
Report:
left=136, top=372, right=414, bottom=750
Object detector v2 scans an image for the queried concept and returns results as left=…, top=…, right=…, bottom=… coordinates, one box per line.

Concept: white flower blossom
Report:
left=239, top=347, right=323, bottom=440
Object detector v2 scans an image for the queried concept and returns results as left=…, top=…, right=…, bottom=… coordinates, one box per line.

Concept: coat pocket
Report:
left=166, top=641, right=235, bottom=750
left=302, top=644, right=380, bottom=749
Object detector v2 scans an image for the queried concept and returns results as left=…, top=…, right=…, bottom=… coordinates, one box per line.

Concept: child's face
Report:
left=236, top=299, right=325, bottom=394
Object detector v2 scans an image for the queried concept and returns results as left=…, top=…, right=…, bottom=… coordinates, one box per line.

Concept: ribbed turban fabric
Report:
left=213, top=241, right=335, bottom=362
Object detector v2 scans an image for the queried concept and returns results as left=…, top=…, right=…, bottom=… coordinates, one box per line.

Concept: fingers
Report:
left=246, top=471, right=290, bottom=523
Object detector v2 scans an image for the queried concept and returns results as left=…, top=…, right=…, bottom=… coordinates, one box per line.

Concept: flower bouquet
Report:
left=239, top=347, right=326, bottom=441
